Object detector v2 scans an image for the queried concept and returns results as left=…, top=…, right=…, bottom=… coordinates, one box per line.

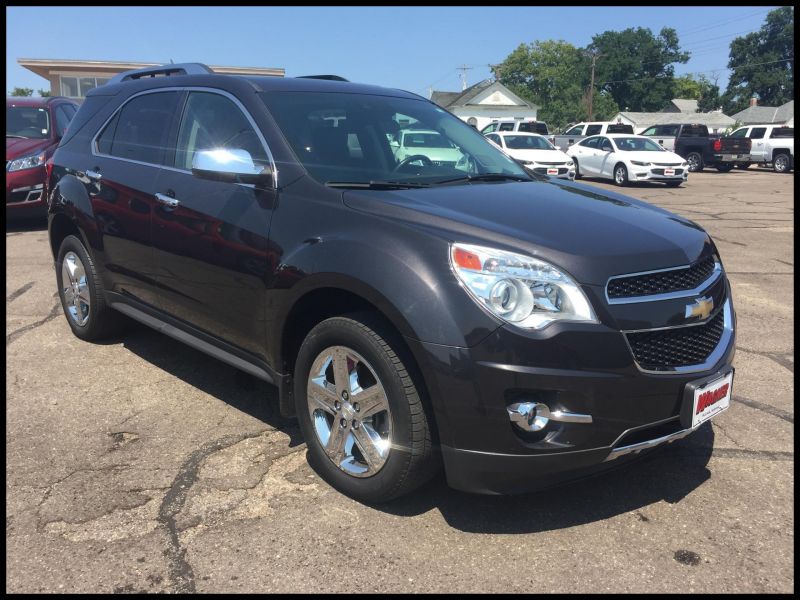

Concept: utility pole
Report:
left=585, top=50, right=603, bottom=121
left=457, top=64, right=473, bottom=91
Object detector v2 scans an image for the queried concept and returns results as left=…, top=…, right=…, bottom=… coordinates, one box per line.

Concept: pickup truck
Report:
left=639, top=123, right=751, bottom=173
left=551, top=122, right=633, bottom=151
left=727, top=125, right=793, bottom=173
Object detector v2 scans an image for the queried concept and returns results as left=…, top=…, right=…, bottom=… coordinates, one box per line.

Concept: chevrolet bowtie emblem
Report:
left=685, top=296, right=714, bottom=320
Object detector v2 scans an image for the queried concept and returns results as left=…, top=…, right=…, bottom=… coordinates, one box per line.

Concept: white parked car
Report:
left=727, top=125, right=793, bottom=173
left=566, top=134, right=689, bottom=187
left=485, top=132, right=575, bottom=180
left=391, top=129, right=465, bottom=167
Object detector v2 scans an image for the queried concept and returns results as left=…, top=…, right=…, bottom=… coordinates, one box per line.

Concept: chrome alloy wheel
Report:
left=61, top=251, right=91, bottom=327
left=307, top=346, right=393, bottom=477
left=615, top=165, right=626, bottom=185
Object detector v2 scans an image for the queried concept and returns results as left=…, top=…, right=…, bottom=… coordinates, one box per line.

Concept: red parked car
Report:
left=7, top=96, right=80, bottom=219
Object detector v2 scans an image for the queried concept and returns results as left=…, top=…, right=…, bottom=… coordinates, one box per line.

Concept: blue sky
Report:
left=6, top=6, right=780, bottom=97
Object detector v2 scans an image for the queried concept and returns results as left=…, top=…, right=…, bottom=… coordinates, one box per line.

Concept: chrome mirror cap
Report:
left=191, top=148, right=272, bottom=185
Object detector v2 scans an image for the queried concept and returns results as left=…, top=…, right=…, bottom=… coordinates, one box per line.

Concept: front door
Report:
left=150, top=90, right=278, bottom=358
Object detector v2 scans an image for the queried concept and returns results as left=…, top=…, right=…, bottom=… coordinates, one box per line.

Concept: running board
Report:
left=110, top=301, right=274, bottom=384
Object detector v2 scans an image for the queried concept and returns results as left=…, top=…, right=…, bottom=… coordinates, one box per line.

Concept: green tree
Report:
left=38, top=89, right=51, bottom=97
left=588, top=27, right=690, bottom=112
left=9, top=87, right=34, bottom=97
left=723, top=7, right=794, bottom=114
left=493, top=40, right=618, bottom=131
left=673, top=74, right=721, bottom=112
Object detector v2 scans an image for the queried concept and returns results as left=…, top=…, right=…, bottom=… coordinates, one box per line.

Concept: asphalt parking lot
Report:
left=6, top=168, right=794, bottom=593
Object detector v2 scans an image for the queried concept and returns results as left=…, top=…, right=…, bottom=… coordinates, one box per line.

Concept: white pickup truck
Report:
left=727, top=125, right=794, bottom=173
left=551, top=122, right=634, bottom=151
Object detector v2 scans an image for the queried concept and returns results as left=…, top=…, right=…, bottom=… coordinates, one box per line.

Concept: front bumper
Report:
left=6, top=165, right=47, bottom=218
left=406, top=283, right=736, bottom=495
left=524, top=163, right=575, bottom=180
left=630, top=166, right=688, bottom=182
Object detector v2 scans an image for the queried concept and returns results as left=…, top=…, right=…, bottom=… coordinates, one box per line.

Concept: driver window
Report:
left=642, top=126, right=658, bottom=136
left=600, top=138, right=613, bottom=151
left=174, top=92, right=268, bottom=170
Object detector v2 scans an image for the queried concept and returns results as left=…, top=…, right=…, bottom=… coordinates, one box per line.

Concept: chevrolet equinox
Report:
left=46, top=64, right=736, bottom=502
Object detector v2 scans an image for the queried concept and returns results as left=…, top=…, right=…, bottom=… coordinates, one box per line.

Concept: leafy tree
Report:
left=38, top=89, right=51, bottom=97
left=673, top=74, right=721, bottom=112
left=493, top=40, right=618, bottom=131
left=723, top=6, right=794, bottom=114
left=588, top=27, right=690, bottom=112
left=9, top=87, right=34, bottom=97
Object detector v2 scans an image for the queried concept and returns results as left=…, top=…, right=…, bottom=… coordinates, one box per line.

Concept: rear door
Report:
left=150, top=89, right=277, bottom=356
left=89, top=90, right=181, bottom=307
left=747, top=126, right=768, bottom=162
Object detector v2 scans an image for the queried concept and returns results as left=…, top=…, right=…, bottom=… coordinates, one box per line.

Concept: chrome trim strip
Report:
left=604, top=423, right=697, bottom=461
left=624, top=298, right=733, bottom=375
left=605, top=259, right=722, bottom=305
left=90, top=86, right=278, bottom=187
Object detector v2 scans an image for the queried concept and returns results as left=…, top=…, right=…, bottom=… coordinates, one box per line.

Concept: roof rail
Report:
left=108, top=63, right=214, bottom=85
left=297, top=75, right=349, bottom=82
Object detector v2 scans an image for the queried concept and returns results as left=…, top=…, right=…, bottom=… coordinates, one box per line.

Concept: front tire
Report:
left=686, top=152, right=703, bottom=173
left=56, top=235, right=127, bottom=341
left=573, top=158, right=582, bottom=179
left=614, top=163, right=629, bottom=186
left=294, top=314, right=438, bottom=503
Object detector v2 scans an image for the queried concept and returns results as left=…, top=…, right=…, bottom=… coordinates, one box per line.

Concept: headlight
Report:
left=7, top=151, right=46, bottom=172
left=630, top=160, right=650, bottom=167
left=522, top=160, right=535, bottom=166
left=450, top=243, right=597, bottom=329
left=681, top=162, right=689, bottom=167
left=566, top=160, right=574, bottom=167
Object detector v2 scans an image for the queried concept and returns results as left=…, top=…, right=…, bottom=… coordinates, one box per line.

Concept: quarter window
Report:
left=174, top=92, right=268, bottom=170
left=98, top=91, right=180, bottom=165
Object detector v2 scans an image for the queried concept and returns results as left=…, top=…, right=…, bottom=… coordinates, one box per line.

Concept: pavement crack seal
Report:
left=736, top=346, right=794, bottom=374
left=733, top=395, right=794, bottom=424
left=7, top=281, right=35, bottom=303
left=6, top=301, right=61, bottom=346
left=157, top=430, right=273, bottom=593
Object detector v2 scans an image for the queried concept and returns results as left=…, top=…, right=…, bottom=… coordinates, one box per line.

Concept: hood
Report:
left=623, top=151, right=684, bottom=164
left=6, top=137, right=52, bottom=161
left=342, top=179, right=711, bottom=286
left=506, top=148, right=571, bottom=163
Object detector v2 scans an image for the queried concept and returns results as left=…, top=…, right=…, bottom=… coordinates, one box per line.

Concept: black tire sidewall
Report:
left=56, top=235, right=103, bottom=340
left=573, top=158, right=581, bottom=179
left=294, top=317, right=418, bottom=503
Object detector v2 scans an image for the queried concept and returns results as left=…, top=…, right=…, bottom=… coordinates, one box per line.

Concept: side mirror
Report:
left=191, top=148, right=273, bottom=186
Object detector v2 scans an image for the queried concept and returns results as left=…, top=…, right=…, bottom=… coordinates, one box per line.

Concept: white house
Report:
left=431, top=79, right=539, bottom=131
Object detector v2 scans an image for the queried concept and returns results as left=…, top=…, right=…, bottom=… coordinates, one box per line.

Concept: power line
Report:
left=674, top=8, right=773, bottom=39
left=596, top=57, right=793, bottom=86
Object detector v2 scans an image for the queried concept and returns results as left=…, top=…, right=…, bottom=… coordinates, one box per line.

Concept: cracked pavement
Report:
left=5, top=169, right=793, bottom=592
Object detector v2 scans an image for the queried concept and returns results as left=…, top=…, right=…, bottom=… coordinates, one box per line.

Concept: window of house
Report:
left=59, top=75, right=112, bottom=98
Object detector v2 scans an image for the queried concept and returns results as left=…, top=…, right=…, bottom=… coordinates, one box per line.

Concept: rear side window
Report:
left=585, top=124, right=602, bottom=135
left=498, top=122, right=515, bottom=131
left=174, top=91, right=268, bottom=170
left=749, top=127, right=767, bottom=139
left=100, top=91, right=180, bottom=165
left=59, top=96, right=111, bottom=146
left=771, top=127, right=794, bottom=138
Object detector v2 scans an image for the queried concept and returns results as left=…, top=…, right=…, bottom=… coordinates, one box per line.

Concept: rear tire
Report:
left=613, top=163, right=629, bottom=186
left=773, top=153, right=791, bottom=173
left=686, top=152, right=703, bottom=173
left=294, top=314, right=438, bottom=503
left=736, top=162, right=751, bottom=170
left=56, top=235, right=128, bottom=341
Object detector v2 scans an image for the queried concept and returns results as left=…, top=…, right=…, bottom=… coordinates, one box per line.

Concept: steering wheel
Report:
left=393, top=154, right=434, bottom=172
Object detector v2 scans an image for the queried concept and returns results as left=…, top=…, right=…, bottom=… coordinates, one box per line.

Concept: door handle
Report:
left=85, top=169, right=102, bottom=181
left=155, top=192, right=180, bottom=209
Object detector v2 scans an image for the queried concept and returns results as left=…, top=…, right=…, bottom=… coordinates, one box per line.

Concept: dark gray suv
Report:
left=47, top=63, right=735, bottom=502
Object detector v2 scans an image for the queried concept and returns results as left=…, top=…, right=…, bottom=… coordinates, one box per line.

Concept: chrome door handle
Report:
left=155, top=192, right=179, bottom=208
left=85, top=169, right=102, bottom=181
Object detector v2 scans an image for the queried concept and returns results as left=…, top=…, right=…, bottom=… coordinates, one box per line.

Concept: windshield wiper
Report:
left=6, top=134, right=28, bottom=139
left=326, top=180, right=431, bottom=190
left=431, top=173, right=532, bottom=186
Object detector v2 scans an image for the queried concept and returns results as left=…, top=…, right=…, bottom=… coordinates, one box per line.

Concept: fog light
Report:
left=507, top=402, right=550, bottom=432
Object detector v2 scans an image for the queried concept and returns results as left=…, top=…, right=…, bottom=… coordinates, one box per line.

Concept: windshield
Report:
left=503, top=135, right=554, bottom=150
left=613, top=137, right=665, bottom=152
left=260, top=91, right=529, bottom=185
left=7, top=106, right=51, bottom=139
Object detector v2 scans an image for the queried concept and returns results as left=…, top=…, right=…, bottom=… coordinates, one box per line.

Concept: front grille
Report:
left=607, top=256, right=716, bottom=299
left=651, top=168, right=684, bottom=176
left=652, top=162, right=683, bottom=167
left=537, top=161, right=566, bottom=166
left=626, top=308, right=725, bottom=370
left=533, top=167, right=568, bottom=175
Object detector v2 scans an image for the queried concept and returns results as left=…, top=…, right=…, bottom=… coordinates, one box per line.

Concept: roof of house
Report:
left=730, top=100, right=794, bottom=124
left=666, top=98, right=699, bottom=113
left=430, top=79, right=536, bottom=109
left=616, top=111, right=735, bottom=128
